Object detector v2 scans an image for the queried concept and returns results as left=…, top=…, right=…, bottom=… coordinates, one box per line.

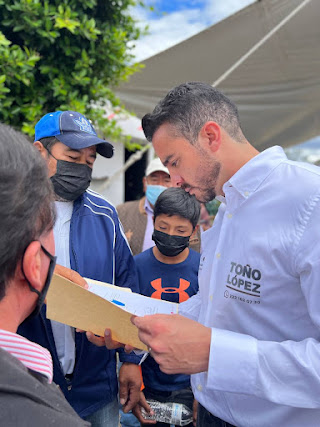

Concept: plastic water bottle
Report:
left=141, top=399, right=193, bottom=426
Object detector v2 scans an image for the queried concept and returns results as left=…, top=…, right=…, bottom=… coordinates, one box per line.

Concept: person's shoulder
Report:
left=134, top=248, right=153, bottom=264
left=0, top=349, right=88, bottom=426
left=187, top=248, right=201, bottom=265
left=0, top=347, right=39, bottom=391
left=273, top=159, right=320, bottom=202
left=279, top=158, right=320, bottom=183
left=117, top=199, right=141, bottom=213
left=0, top=347, right=24, bottom=376
left=188, top=248, right=201, bottom=260
left=82, top=189, right=117, bottom=214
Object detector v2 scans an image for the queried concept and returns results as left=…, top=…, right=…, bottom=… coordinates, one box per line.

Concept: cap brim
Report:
left=56, top=133, right=114, bottom=158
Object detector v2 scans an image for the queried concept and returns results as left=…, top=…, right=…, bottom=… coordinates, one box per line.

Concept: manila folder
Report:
left=46, top=273, right=147, bottom=351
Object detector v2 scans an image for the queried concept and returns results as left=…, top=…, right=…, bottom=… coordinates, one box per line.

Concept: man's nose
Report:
left=170, top=173, right=184, bottom=188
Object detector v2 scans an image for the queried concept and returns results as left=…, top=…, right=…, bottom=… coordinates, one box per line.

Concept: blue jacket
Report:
left=19, top=189, right=140, bottom=418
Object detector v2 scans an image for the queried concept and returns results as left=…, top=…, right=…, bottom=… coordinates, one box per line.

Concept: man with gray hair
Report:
left=0, top=126, right=88, bottom=426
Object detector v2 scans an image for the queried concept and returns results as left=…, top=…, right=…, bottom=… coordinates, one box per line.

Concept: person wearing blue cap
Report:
left=18, top=111, right=142, bottom=427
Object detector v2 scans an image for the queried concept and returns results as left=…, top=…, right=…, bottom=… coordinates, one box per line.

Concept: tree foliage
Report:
left=0, top=0, right=144, bottom=144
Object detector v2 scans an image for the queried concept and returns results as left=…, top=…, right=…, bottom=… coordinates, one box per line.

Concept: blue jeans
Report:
left=84, top=398, right=119, bottom=427
left=197, top=404, right=236, bottom=427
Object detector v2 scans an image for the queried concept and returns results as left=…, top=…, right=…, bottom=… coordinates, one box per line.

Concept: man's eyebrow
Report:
left=158, top=219, right=170, bottom=226
left=163, top=155, right=173, bottom=167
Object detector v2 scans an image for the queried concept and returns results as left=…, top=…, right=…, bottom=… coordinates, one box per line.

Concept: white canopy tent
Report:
left=116, top=0, right=320, bottom=151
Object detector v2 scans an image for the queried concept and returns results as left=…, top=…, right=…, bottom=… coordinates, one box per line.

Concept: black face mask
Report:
left=152, top=229, right=191, bottom=257
left=50, top=159, right=92, bottom=201
left=22, top=244, right=57, bottom=320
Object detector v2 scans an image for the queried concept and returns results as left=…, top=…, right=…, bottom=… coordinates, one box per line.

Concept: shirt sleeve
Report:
left=179, top=291, right=202, bottom=321
left=206, top=196, right=320, bottom=408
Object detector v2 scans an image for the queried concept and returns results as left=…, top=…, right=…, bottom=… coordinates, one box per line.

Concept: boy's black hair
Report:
left=153, top=187, right=201, bottom=229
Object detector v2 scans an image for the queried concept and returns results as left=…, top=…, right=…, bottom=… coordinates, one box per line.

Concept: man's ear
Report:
left=199, top=121, right=221, bottom=153
left=142, top=176, right=147, bottom=194
left=19, top=241, right=43, bottom=292
left=33, top=141, right=48, bottom=160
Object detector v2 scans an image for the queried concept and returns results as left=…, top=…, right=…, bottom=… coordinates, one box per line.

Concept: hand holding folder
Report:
left=46, top=273, right=178, bottom=352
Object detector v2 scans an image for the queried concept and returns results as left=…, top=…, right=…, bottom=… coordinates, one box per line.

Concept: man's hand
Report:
left=45, top=265, right=88, bottom=304
left=85, top=328, right=134, bottom=353
left=119, top=363, right=142, bottom=413
left=132, top=391, right=156, bottom=424
left=54, top=264, right=88, bottom=289
left=132, top=314, right=211, bottom=375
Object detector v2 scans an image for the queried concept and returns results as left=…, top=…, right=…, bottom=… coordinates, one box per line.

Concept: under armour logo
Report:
left=73, top=117, right=95, bottom=135
left=150, top=278, right=191, bottom=302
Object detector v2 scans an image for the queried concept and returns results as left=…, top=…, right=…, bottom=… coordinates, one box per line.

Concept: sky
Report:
left=130, top=0, right=256, bottom=62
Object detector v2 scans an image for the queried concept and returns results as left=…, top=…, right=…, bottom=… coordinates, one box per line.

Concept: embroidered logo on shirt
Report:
left=150, top=278, right=191, bottom=302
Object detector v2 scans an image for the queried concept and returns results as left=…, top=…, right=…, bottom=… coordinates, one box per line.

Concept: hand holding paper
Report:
left=54, top=264, right=88, bottom=289
left=85, top=328, right=134, bottom=353
left=46, top=274, right=178, bottom=351
left=132, top=314, right=211, bottom=375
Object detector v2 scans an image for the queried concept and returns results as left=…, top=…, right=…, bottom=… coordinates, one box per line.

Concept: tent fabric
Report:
left=116, top=0, right=320, bottom=150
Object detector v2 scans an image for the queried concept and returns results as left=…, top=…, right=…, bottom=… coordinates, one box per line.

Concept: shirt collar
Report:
left=0, top=329, right=53, bottom=383
left=223, top=146, right=287, bottom=200
left=144, top=197, right=154, bottom=215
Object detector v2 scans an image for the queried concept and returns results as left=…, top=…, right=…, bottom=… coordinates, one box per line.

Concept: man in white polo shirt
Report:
left=0, top=126, right=88, bottom=426
left=130, top=82, right=320, bottom=427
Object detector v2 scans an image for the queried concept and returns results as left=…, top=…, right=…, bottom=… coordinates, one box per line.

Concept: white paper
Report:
left=87, top=279, right=178, bottom=316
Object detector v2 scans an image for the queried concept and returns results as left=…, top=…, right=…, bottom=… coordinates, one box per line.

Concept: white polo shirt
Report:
left=180, top=146, right=320, bottom=427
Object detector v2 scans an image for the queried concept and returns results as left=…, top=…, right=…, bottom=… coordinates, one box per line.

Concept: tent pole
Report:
left=212, top=0, right=312, bottom=87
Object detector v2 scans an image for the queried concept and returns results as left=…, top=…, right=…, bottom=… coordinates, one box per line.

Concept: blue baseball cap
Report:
left=34, top=111, right=114, bottom=158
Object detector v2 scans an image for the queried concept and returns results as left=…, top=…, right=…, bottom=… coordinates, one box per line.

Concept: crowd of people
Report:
left=1, top=81, right=320, bottom=427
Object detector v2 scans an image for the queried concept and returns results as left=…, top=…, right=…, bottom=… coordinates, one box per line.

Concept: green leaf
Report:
left=0, top=0, right=149, bottom=143
left=0, top=32, right=11, bottom=46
